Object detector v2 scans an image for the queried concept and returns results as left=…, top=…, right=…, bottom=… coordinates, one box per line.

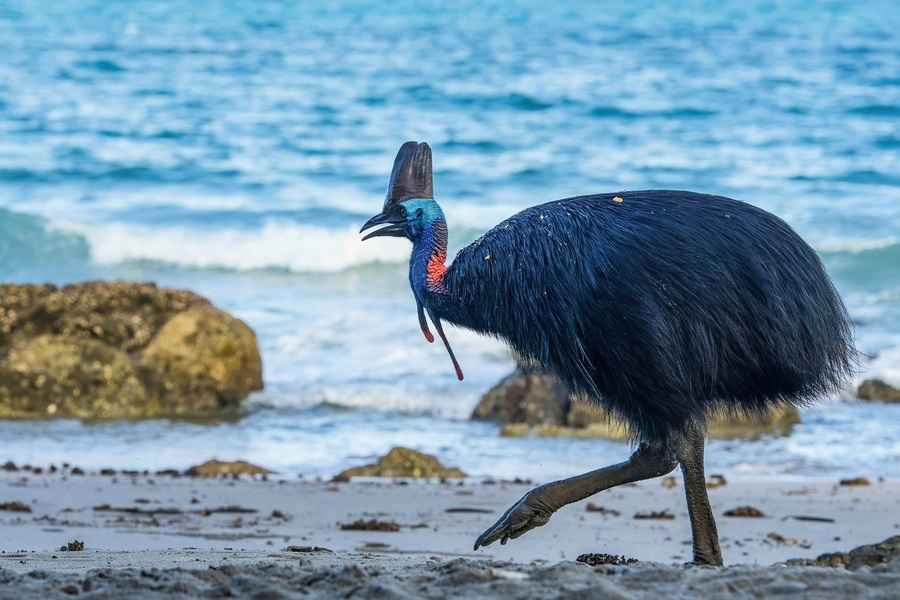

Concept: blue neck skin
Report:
left=404, top=199, right=449, bottom=305
left=402, top=198, right=465, bottom=382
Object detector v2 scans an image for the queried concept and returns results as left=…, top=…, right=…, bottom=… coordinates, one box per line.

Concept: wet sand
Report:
left=1, top=469, right=899, bottom=598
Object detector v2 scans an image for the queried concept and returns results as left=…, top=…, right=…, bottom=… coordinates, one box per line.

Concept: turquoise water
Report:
left=1, top=1, right=899, bottom=478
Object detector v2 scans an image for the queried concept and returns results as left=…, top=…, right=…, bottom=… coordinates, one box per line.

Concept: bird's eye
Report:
left=398, top=206, right=407, bottom=218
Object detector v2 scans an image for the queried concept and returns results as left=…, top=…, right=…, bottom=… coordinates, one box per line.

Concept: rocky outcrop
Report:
left=333, top=447, right=467, bottom=481
left=0, top=282, right=263, bottom=419
left=474, top=367, right=801, bottom=440
left=857, top=379, right=900, bottom=403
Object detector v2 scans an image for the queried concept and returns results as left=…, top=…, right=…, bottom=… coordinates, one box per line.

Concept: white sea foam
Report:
left=813, top=237, right=900, bottom=253
left=53, top=214, right=900, bottom=275
left=60, top=220, right=414, bottom=272
left=43, top=196, right=523, bottom=273
left=36, top=211, right=900, bottom=279
left=860, top=345, right=900, bottom=388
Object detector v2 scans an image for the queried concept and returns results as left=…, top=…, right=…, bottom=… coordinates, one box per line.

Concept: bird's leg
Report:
left=474, top=440, right=677, bottom=550
left=674, top=422, right=723, bottom=566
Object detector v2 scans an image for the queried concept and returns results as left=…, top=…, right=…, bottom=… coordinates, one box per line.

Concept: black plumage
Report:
left=435, top=190, right=856, bottom=442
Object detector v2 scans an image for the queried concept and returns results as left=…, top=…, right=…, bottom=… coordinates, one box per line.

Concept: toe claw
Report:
left=474, top=528, right=496, bottom=550
left=473, top=489, right=555, bottom=551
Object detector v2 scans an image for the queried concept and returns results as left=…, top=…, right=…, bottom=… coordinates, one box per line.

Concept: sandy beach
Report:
left=2, top=467, right=898, bottom=598
left=4, top=1, right=900, bottom=598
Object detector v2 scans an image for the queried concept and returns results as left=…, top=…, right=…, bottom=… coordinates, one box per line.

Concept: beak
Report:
left=359, top=211, right=407, bottom=241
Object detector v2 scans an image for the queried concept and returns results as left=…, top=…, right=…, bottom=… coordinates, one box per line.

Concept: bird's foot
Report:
left=473, top=486, right=556, bottom=550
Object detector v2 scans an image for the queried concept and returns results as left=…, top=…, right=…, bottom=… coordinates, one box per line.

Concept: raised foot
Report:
left=473, top=487, right=556, bottom=550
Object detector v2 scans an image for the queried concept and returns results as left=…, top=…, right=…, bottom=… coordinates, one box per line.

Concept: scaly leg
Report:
left=473, top=440, right=678, bottom=549
left=675, top=422, right=723, bottom=566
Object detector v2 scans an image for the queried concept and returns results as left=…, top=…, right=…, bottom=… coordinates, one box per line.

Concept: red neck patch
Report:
left=426, top=248, right=448, bottom=290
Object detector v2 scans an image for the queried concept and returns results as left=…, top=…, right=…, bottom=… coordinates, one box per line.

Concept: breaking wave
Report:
left=57, top=219, right=488, bottom=273
left=5, top=206, right=900, bottom=277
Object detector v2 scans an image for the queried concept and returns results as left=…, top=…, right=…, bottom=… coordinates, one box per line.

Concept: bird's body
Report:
left=426, top=190, right=854, bottom=442
left=361, top=142, right=855, bottom=565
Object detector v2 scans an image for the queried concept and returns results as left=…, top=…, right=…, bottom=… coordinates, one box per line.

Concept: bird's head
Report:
left=359, top=141, right=443, bottom=243
left=359, top=141, right=464, bottom=382
left=359, top=198, right=445, bottom=242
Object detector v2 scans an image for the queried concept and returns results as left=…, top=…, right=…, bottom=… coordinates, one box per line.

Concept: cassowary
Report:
left=360, top=142, right=855, bottom=565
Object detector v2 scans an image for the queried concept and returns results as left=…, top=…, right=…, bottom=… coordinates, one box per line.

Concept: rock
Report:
left=0, top=281, right=207, bottom=352
left=842, top=535, right=900, bottom=568
left=141, top=306, right=263, bottom=410
left=476, top=367, right=801, bottom=440
left=796, top=536, right=900, bottom=570
left=184, top=459, right=273, bottom=478
left=60, top=540, right=84, bottom=552
left=706, top=474, right=727, bottom=489
left=471, top=367, right=568, bottom=426
left=0, top=335, right=148, bottom=419
left=500, top=422, right=629, bottom=440
left=0, top=501, right=31, bottom=512
left=0, top=282, right=263, bottom=419
left=706, top=406, right=800, bottom=439
left=723, top=505, right=765, bottom=518
left=339, top=519, right=400, bottom=532
left=333, top=447, right=467, bottom=480
left=857, top=379, right=900, bottom=403
left=569, top=397, right=799, bottom=439
left=0, top=284, right=55, bottom=341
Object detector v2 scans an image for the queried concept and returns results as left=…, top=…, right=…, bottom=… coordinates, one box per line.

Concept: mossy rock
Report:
left=706, top=406, right=800, bottom=439
left=501, top=422, right=630, bottom=440
left=789, top=535, right=900, bottom=570
left=857, top=379, right=900, bottom=403
left=333, top=447, right=467, bottom=480
left=504, top=403, right=799, bottom=440
left=0, top=284, right=56, bottom=341
left=0, top=334, right=149, bottom=419
left=140, top=305, right=263, bottom=411
left=471, top=367, right=569, bottom=426
left=479, top=367, right=800, bottom=440
left=0, top=282, right=263, bottom=420
left=185, top=459, right=273, bottom=478
left=567, top=400, right=799, bottom=439
left=1, top=281, right=207, bottom=352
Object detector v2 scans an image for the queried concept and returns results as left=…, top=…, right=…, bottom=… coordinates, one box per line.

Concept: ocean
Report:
left=1, top=1, right=898, bottom=479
